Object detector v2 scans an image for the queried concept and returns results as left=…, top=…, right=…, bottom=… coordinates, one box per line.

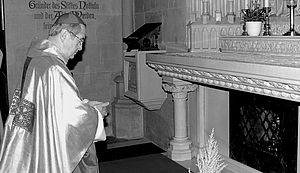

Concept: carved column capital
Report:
left=162, top=83, right=198, bottom=93
left=162, top=83, right=198, bottom=99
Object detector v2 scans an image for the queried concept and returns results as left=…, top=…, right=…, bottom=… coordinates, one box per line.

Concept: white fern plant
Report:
left=189, top=129, right=227, bottom=173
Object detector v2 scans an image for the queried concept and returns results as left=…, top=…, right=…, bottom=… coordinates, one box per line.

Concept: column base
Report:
left=168, top=139, right=192, bottom=161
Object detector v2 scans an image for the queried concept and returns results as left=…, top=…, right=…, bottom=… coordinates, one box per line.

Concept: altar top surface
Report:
left=163, top=51, right=300, bottom=68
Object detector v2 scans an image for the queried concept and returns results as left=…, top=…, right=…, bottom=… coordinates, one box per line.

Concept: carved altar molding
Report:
left=147, top=62, right=300, bottom=102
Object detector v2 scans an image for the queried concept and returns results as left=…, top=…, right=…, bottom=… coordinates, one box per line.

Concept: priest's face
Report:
left=64, top=24, right=86, bottom=59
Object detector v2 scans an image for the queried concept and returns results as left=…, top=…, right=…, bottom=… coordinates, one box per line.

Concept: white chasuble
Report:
left=0, top=39, right=105, bottom=173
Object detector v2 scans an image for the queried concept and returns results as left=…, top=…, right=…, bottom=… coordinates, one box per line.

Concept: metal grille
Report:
left=240, top=105, right=281, bottom=157
left=230, top=91, right=298, bottom=173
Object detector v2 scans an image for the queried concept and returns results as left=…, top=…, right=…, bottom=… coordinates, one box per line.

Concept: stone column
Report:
left=202, top=0, right=210, bottom=24
left=195, top=0, right=202, bottom=21
left=162, top=79, right=198, bottom=161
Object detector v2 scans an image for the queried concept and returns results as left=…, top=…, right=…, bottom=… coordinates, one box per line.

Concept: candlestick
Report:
left=263, top=7, right=271, bottom=36
left=283, top=0, right=300, bottom=36
left=241, top=9, right=249, bottom=36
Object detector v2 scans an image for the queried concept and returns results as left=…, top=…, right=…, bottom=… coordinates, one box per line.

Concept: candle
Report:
left=245, top=0, right=248, bottom=9
left=265, top=0, right=269, bottom=7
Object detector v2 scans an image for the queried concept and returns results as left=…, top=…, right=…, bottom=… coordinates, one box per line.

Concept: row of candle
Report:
left=245, top=0, right=297, bottom=9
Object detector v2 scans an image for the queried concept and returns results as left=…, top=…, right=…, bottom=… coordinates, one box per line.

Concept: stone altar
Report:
left=146, top=36, right=300, bottom=172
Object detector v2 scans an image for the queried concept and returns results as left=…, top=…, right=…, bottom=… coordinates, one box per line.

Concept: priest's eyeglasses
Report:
left=67, top=30, right=85, bottom=45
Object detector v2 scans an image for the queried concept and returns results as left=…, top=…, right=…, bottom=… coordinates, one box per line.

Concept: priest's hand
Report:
left=90, top=101, right=109, bottom=117
left=83, top=99, right=110, bottom=117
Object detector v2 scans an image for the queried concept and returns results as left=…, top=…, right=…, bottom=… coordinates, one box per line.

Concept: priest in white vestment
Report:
left=0, top=13, right=107, bottom=173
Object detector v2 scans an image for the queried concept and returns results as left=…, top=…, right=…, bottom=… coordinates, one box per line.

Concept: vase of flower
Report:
left=241, top=0, right=265, bottom=36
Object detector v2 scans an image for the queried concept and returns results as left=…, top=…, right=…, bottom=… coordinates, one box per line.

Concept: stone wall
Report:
left=4, top=0, right=123, bottom=107
left=134, top=0, right=188, bottom=52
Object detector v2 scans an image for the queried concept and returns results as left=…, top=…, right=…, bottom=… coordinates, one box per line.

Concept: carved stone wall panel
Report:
left=220, top=36, right=300, bottom=56
left=189, top=24, right=242, bottom=52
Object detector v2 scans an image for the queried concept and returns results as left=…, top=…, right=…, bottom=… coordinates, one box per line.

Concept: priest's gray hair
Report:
left=49, top=13, right=85, bottom=37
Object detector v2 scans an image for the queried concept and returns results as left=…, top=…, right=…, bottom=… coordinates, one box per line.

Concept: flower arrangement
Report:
left=241, top=0, right=265, bottom=22
left=189, top=129, right=227, bottom=173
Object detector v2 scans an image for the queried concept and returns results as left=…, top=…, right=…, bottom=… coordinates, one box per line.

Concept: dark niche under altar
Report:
left=230, top=91, right=298, bottom=173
